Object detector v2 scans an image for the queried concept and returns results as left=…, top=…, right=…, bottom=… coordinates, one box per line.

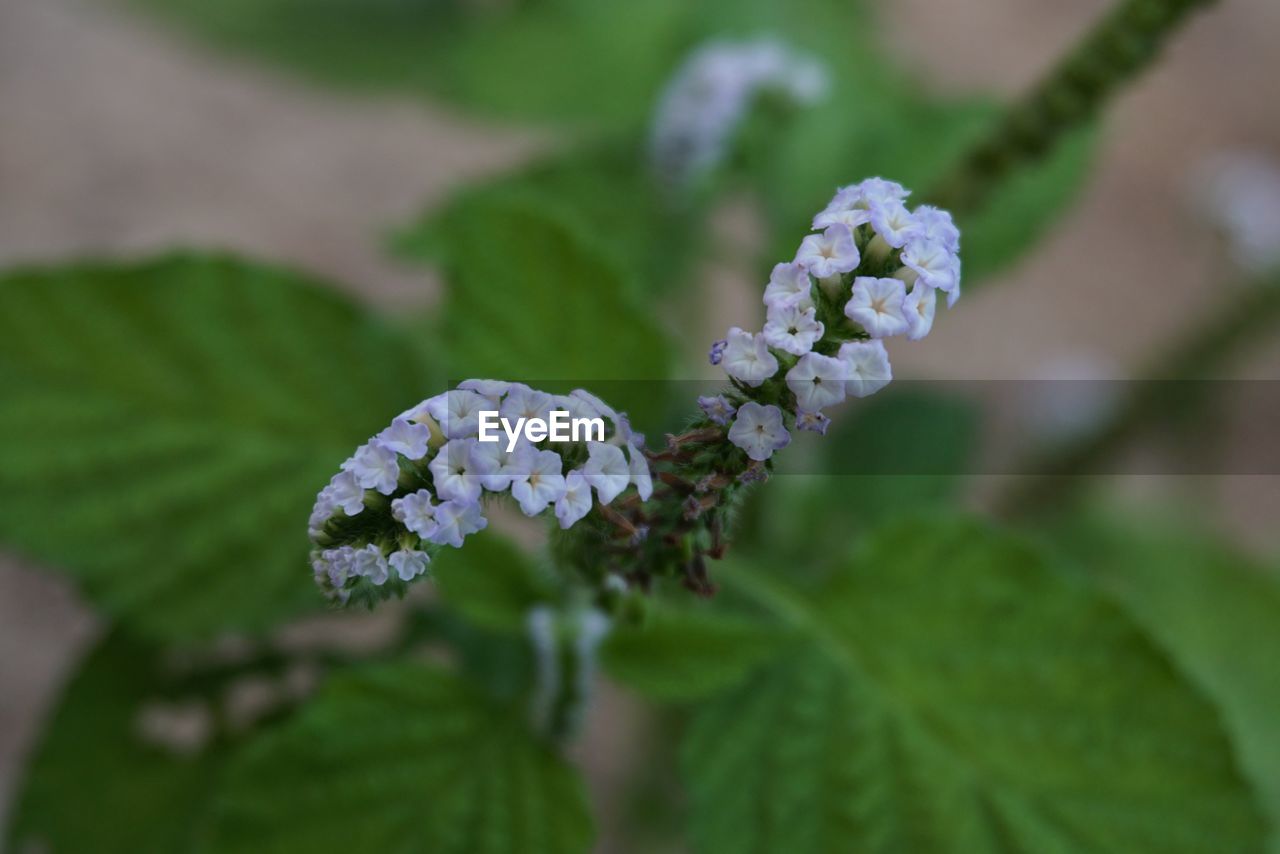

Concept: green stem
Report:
left=927, top=0, right=1217, bottom=214
left=997, top=275, right=1280, bottom=516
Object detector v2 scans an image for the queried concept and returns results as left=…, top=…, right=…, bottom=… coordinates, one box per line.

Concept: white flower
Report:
left=796, top=410, right=831, bottom=434
left=428, top=500, right=487, bottom=548
left=325, top=471, right=365, bottom=517
left=720, top=327, right=779, bottom=387
left=347, top=442, right=401, bottom=496
left=698, top=394, right=736, bottom=425
left=391, top=489, right=438, bottom=539
left=763, top=301, right=824, bottom=355
left=376, top=417, right=431, bottom=461
left=400, top=393, right=442, bottom=424
left=351, top=544, right=389, bottom=586
left=813, top=178, right=909, bottom=229
left=501, top=384, right=556, bottom=425
left=1194, top=150, right=1280, bottom=273
left=426, top=390, right=488, bottom=439
left=911, top=205, right=959, bottom=251
left=763, top=261, right=813, bottom=310
left=727, top=402, right=791, bottom=461
left=613, top=412, right=642, bottom=450
left=582, top=442, right=632, bottom=505
left=786, top=352, right=848, bottom=413
left=554, top=392, right=600, bottom=425
left=556, top=470, right=594, bottom=529
left=868, top=200, right=918, bottom=248
left=945, top=258, right=961, bottom=308
left=838, top=340, right=893, bottom=398
left=845, top=277, right=909, bottom=339
left=813, top=185, right=873, bottom=230
left=901, top=238, right=959, bottom=294
left=318, top=547, right=354, bottom=589
left=389, top=550, right=431, bottom=582
left=904, top=284, right=937, bottom=341
left=510, top=450, right=568, bottom=516
left=650, top=39, right=829, bottom=187
left=457, top=378, right=511, bottom=404
left=308, top=490, right=336, bottom=538
left=469, top=440, right=534, bottom=493
left=627, top=446, right=653, bottom=501
left=428, top=439, right=482, bottom=504
left=795, top=224, right=859, bottom=278
left=569, top=388, right=619, bottom=424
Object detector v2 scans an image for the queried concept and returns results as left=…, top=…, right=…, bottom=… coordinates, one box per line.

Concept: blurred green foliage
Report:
left=124, top=0, right=875, bottom=124
left=7, top=632, right=229, bottom=853
left=1050, top=512, right=1280, bottom=852
left=679, top=518, right=1267, bottom=853
left=205, top=663, right=593, bottom=853
left=0, top=255, right=437, bottom=638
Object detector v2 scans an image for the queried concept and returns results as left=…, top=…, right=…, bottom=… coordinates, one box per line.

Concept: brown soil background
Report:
left=2, top=0, right=1278, bottom=843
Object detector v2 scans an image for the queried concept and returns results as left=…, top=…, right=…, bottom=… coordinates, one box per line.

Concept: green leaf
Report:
left=0, top=253, right=435, bottom=638
left=1051, top=514, right=1280, bottom=852
left=432, top=530, right=561, bottom=634
left=682, top=517, right=1267, bottom=853
left=601, top=603, right=786, bottom=701
left=427, top=198, right=671, bottom=425
left=126, top=0, right=688, bottom=123
left=6, top=632, right=225, bottom=853
left=125, top=0, right=873, bottom=125
left=205, top=662, right=594, bottom=853
left=735, top=390, right=979, bottom=585
left=395, top=141, right=703, bottom=300
left=822, top=388, right=979, bottom=516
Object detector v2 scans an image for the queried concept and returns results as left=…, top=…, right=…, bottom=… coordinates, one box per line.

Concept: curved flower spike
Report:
left=308, top=382, right=651, bottom=605
left=714, top=177, right=961, bottom=462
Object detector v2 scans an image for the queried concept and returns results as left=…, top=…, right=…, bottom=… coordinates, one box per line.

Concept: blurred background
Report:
left=2, top=0, right=1279, bottom=848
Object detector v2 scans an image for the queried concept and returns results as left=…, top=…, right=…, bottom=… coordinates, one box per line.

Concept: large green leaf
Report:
left=126, top=0, right=688, bottom=123
left=821, top=387, right=979, bottom=517
left=6, top=632, right=226, bottom=853
left=735, top=390, right=979, bottom=587
left=395, top=141, right=703, bottom=301
left=204, top=663, right=593, bottom=853
left=1052, top=514, right=1280, bottom=853
left=0, top=254, right=435, bottom=638
left=426, top=199, right=671, bottom=425
left=432, top=530, right=562, bottom=634
left=682, top=517, right=1266, bottom=853
left=601, top=603, right=787, bottom=701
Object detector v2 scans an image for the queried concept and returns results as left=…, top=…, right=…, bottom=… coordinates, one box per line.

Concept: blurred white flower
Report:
left=650, top=38, right=829, bottom=188
left=1193, top=150, right=1280, bottom=274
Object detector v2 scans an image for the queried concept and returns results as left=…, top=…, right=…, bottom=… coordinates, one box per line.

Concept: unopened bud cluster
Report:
left=308, top=382, right=651, bottom=604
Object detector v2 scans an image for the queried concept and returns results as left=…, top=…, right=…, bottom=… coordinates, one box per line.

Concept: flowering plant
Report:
left=310, top=178, right=961, bottom=606
left=4, top=2, right=1277, bottom=853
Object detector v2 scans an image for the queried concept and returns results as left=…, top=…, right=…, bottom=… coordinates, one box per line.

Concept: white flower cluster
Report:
left=309, top=382, right=652, bottom=603
left=710, top=177, right=961, bottom=461
left=1194, top=150, right=1280, bottom=274
left=650, top=38, right=829, bottom=187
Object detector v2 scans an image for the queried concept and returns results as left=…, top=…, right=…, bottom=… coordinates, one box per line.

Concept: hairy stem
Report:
left=927, top=0, right=1217, bottom=215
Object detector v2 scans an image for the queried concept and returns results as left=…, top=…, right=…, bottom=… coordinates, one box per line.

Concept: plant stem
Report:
left=997, top=275, right=1280, bottom=516
left=927, top=0, right=1218, bottom=215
